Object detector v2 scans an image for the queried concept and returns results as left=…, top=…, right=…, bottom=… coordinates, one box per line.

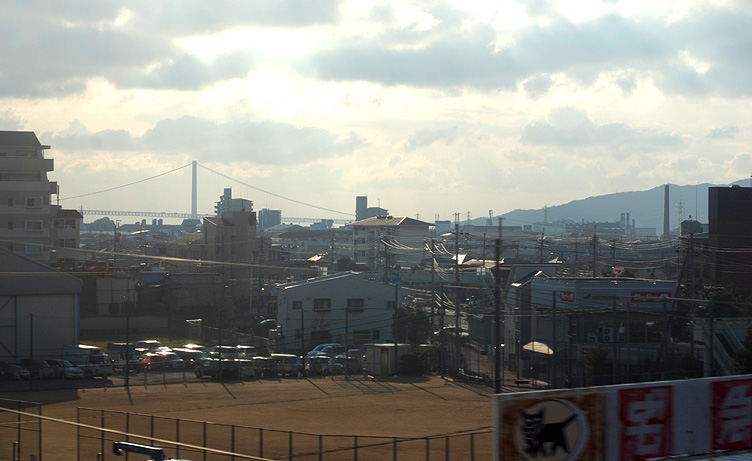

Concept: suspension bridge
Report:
left=63, top=161, right=355, bottom=224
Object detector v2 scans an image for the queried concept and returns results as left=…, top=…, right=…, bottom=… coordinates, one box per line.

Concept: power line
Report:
left=59, top=163, right=192, bottom=201
left=198, top=163, right=354, bottom=217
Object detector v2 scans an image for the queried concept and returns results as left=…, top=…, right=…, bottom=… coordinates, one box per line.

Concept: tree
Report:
left=395, top=306, right=432, bottom=344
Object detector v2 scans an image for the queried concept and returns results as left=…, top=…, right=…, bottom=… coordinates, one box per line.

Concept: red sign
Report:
left=619, top=386, right=673, bottom=460
left=559, top=291, right=575, bottom=303
left=630, top=292, right=671, bottom=303
left=712, top=379, right=752, bottom=450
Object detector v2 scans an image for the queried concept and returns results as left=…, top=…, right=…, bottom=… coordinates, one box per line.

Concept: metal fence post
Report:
left=318, top=435, right=322, bottom=461
left=425, top=438, right=430, bottom=461
left=150, top=415, right=155, bottom=445
left=470, top=433, right=474, bottom=461
left=37, top=405, right=42, bottom=461
left=76, top=408, right=80, bottom=461
left=444, top=436, right=449, bottom=461
left=288, top=431, right=293, bottom=460
left=175, top=419, right=180, bottom=459
left=393, top=437, right=397, bottom=461
left=353, top=435, right=358, bottom=461
left=230, top=425, right=235, bottom=461
left=202, top=421, right=207, bottom=461
left=16, top=400, right=21, bottom=457
left=259, top=428, right=264, bottom=458
left=100, top=410, right=105, bottom=460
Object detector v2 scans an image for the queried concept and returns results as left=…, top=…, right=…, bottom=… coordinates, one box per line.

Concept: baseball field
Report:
left=1, top=375, right=496, bottom=460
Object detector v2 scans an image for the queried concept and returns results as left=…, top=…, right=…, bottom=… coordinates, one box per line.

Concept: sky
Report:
left=2, top=0, right=752, bottom=225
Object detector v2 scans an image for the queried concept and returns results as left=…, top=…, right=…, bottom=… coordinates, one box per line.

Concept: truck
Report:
left=62, top=344, right=113, bottom=378
left=107, top=343, right=142, bottom=372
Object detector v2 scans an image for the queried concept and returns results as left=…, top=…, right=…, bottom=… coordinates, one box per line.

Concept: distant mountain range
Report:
left=496, top=179, right=749, bottom=231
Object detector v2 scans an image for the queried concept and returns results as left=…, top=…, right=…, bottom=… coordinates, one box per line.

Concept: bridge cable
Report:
left=58, top=163, right=192, bottom=201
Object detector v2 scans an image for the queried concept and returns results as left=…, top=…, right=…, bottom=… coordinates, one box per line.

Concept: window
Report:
left=25, top=197, right=42, bottom=208
left=65, top=219, right=76, bottom=229
left=313, top=298, right=331, bottom=312
left=54, top=219, right=64, bottom=228
left=25, top=220, right=42, bottom=231
left=7, top=197, right=12, bottom=206
left=24, top=244, right=42, bottom=255
left=7, top=221, right=12, bottom=230
left=292, top=300, right=303, bottom=310
left=347, top=298, right=365, bottom=312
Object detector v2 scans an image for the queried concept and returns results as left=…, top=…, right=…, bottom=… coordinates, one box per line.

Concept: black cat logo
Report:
left=513, top=399, right=587, bottom=461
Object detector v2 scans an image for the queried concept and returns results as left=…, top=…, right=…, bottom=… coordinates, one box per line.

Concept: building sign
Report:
left=712, top=379, right=752, bottom=450
left=559, top=291, right=575, bottom=303
left=619, top=386, right=673, bottom=460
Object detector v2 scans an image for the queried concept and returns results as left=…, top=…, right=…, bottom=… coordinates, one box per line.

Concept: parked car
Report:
left=306, top=343, right=345, bottom=358
left=304, top=355, right=342, bottom=376
left=135, top=340, right=171, bottom=353
left=271, top=354, right=303, bottom=377
left=158, top=352, right=185, bottom=370
left=19, top=358, right=56, bottom=379
left=334, top=354, right=363, bottom=374
left=238, top=359, right=255, bottom=378
left=251, top=356, right=277, bottom=377
left=173, top=348, right=212, bottom=369
left=0, top=363, right=30, bottom=381
left=209, top=345, right=240, bottom=360
left=182, top=343, right=208, bottom=353
left=45, top=359, right=84, bottom=379
left=236, top=345, right=257, bottom=359
left=194, top=359, right=240, bottom=380
left=140, top=353, right=170, bottom=370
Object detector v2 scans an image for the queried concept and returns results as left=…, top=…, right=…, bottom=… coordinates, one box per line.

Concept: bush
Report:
left=397, top=353, right=424, bottom=376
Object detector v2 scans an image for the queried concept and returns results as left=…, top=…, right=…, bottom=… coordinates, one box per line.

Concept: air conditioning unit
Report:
left=602, top=328, right=614, bottom=343
left=587, top=333, right=598, bottom=344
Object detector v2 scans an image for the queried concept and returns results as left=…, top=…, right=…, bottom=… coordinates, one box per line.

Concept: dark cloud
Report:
left=303, top=7, right=752, bottom=97
left=521, top=107, right=683, bottom=153
left=0, top=1, right=340, bottom=97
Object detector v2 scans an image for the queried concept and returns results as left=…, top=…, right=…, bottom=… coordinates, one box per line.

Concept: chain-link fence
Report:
left=0, top=399, right=42, bottom=461
left=78, top=407, right=492, bottom=461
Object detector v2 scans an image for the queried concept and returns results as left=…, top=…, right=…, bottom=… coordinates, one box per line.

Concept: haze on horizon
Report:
left=2, top=1, right=751, bottom=223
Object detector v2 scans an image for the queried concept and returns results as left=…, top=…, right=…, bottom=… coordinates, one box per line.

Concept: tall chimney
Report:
left=663, top=184, right=670, bottom=240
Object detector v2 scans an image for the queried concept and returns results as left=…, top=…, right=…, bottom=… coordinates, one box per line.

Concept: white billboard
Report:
left=494, top=375, right=752, bottom=460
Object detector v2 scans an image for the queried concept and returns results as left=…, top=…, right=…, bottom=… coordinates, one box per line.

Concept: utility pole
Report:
left=552, top=292, right=557, bottom=389
left=592, top=230, right=598, bottom=278
left=454, top=214, right=461, bottom=375
left=430, top=239, right=436, bottom=326
left=494, top=239, right=501, bottom=393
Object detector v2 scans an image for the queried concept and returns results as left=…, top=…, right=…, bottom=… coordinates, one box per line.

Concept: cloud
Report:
left=302, top=6, right=752, bottom=98
left=405, top=127, right=457, bottom=151
left=708, top=126, right=739, bottom=140
left=520, top=107, right=683, bottom=154
left=0, top=110, right=26, bottom=130
left=141, top=116, right=361, bottom=164
left=0, top=1, right=341, bottom=97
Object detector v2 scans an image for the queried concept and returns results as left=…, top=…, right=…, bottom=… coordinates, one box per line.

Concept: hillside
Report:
left=499, top=179, right=748, bottom=230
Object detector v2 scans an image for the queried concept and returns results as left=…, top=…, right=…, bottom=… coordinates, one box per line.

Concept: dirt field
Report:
left=1, top=375, right=496, bottom=460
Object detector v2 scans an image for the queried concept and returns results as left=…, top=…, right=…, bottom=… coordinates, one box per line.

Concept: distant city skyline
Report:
left=3, top=2, right=751, bottom=224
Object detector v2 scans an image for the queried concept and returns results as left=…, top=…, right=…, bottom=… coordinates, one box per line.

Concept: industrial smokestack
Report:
left=663, top=184, right=670, bottom=240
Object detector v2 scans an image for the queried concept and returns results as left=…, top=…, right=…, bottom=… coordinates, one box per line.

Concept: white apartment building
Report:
left=0, top=131, right=81, bottom=266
